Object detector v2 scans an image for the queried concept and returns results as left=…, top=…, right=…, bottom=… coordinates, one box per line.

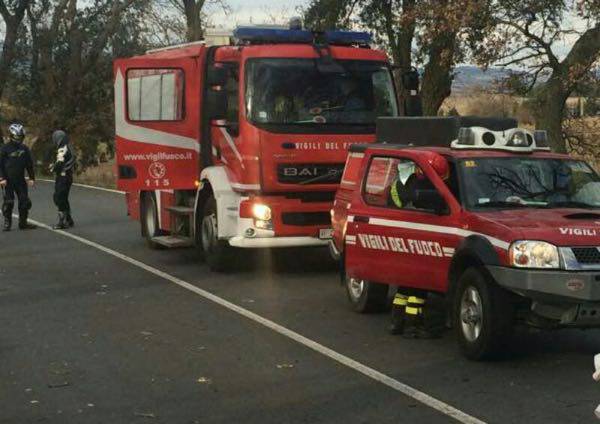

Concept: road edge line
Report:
left=27, top=217, right=486, bottom=424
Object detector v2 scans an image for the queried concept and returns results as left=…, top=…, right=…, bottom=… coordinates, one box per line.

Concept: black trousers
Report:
left=2, top=178, right=31, bottom=221
left=54, top=175, right=73, bottom=213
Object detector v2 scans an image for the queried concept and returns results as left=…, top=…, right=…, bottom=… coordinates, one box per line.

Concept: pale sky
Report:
left=209, top=0, right=309, bottom=28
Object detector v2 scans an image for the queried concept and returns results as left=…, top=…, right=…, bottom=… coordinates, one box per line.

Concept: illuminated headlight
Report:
left=510, top=241, right=560, bottom=269
left=252, top=204, right=272, bottom=221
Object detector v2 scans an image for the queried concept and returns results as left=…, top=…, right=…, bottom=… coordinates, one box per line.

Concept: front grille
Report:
left=571, top=247, right=600, bottom=264
left=282, top=212, right=331, bottom=226
left=277, top=163, right=344, bottom=185
left=285, top=191, right=336, bottom=203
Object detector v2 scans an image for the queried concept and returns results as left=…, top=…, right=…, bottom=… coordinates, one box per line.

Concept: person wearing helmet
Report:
left=389, top=153, right=449, bottom=339
left=50, top=130, right=75, bottom=229
left=0, top=123, right=36, bottom=231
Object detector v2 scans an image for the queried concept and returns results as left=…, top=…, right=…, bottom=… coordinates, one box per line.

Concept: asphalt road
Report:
left=1, top=180, right=599, bottom=424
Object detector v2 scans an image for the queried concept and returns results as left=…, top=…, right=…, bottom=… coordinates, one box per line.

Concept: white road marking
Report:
left=26, top=216, right=486, bottom=424
left=37, top=179, right=125, bottom=195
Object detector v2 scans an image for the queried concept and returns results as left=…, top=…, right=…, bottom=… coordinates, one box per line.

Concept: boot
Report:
left=388, top=293, right=408, bottom=335
left=53, top=212, right=68, bottom=230
left=66, top=212, right=75, bottom=228
left=402, top=313, right=443, bottom=340
left=18, top=214, right=36, bottom=230
left=2, top=216, right=11, bottom=231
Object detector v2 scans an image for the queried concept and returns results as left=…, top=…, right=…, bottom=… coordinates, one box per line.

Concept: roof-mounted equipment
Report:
left=233, top=25, right=372, bottom=48
left=451, top=127, right=551, bottom=152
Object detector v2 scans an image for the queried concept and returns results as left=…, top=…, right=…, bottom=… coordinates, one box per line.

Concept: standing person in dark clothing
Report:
left=50, top=130, right=75, bottom=229
left=0, top=123, right=36, bottom=231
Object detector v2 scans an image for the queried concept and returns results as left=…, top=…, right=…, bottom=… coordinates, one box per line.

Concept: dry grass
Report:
left=75, top=160, right=116, bottom=188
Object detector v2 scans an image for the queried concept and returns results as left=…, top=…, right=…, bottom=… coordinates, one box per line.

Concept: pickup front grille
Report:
left=282, top=212, right=331, bottom=226
left=571, top=247, right=600, bottom=265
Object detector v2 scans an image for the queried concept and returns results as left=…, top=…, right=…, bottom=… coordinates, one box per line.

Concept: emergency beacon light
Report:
left=233, top=26, right=372, bottom=47
left=451, top=127, right=551, bottom=152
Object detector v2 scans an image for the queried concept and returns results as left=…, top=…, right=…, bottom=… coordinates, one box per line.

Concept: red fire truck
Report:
left=113, top=25, right=401, bottom=270
left=332, top=117, right=600, bottom=359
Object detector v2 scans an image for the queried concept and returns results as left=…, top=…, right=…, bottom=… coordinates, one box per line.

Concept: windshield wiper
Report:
left=546, top=200, right=598, bottom=209
left=298, top=169, right=342, bottom=185
left=476, top=201, right=530, bottom=209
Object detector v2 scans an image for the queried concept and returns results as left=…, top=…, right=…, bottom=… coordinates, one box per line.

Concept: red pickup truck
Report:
left=330, top=117, right=600, bottom=359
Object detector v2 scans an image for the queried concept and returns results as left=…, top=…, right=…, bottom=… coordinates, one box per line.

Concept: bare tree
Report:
left=476, top=0, right=600, bottom=152
left=0, top=0, right=31, bottom=129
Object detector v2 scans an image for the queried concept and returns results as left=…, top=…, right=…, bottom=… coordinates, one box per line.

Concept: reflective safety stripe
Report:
left=408, top=296, right=426, bottom=305
left=393, top=296, right=408, bottom=306
left=405, top=306, right=422, bottom=315
left=390, top=182, right=402, bottom=208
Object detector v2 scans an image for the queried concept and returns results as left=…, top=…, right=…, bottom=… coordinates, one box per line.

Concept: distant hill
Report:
left=451, top=66, right=511, bottom=93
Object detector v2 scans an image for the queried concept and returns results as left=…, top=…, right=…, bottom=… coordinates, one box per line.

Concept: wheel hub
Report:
left=201, top=214, right=217, bottom=252
left=348, top=277, right=365, bottom=300
left=460, top=287, right=483, bottom=342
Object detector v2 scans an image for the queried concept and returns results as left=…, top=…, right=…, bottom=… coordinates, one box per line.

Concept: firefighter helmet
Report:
left=422, top=151, right=449, bottom=181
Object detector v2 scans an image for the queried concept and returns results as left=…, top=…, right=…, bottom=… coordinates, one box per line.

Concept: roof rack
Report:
left=146, top=40, right=206, bottom=54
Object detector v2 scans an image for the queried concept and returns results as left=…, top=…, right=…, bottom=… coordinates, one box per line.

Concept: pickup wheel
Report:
left=141, top=192, right=164, bottom=250
left=453, top=267, right=514, bottom=360
left=345, top=274, right=389, bottom=313
left=201, top=195, right=234, bottom=272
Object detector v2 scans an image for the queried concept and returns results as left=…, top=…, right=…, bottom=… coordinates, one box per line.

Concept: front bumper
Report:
left=229, top=236, right=329, bottom=248
left=488, top=266, right=600, bottom=326
left=487, top=266, right=600, bottom=302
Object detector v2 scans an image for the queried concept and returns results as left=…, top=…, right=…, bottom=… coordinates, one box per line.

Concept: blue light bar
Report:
left=324, top=31, right=372, bottom=46
left=234, top=27, right=313, bottom=44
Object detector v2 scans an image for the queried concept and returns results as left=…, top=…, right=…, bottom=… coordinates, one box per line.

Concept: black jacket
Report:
left=0, top=141, right=35, bottom=181
left=52, top=130, right=75, bottom=177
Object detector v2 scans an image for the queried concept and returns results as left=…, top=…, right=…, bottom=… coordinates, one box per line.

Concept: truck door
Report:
left=346, top=153, right=461, bottom=292
left=114, top=57, right=201, bottom=192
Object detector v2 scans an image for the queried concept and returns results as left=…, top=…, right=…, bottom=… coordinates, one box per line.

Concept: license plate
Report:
left=319, top=228, right=333, bottom=239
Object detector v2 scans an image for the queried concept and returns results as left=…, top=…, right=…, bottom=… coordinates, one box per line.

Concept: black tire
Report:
left=200, top=195, right=234, bottom=272
left=344, top=272, right=389, bottom=313
left=453, top=267, right=514, bottom=360
left=141, top=192, right=164, bottom=250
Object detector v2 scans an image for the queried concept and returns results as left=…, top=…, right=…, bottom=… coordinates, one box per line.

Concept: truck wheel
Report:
left=345, top=274, right=389, bottom=313
left=453, top=267, right=514, bottom=360
left=141, top=192, right=163, bottom=250
left=201, top=196, right=233, bottom=272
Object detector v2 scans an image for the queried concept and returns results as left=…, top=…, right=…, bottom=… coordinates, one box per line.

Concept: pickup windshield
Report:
left=459, top=157, right=600, bottom=210
left=245, top=59, right=398, bottom=128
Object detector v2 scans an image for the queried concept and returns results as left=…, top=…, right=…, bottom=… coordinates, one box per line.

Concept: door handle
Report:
left=354, top=215, right=370, bottom=223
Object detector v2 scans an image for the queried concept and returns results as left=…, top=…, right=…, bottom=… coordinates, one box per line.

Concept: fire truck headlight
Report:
left=252, top=204, right=272, bottom=221
left=510, top=241, right=560, bottom=269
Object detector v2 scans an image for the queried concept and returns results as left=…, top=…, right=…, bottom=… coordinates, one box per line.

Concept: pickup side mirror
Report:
left=414, top=189, right=448, bottom=215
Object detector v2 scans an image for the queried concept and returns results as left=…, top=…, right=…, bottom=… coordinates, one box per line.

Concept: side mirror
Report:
left=206, top=89, right=227, bottom=120
left=414, top=189, right=448, bottom=215
left=207, top=65, right=228, bottom=86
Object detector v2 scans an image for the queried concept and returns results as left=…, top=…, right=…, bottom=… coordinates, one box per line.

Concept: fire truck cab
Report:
left=332, top=117, right=600, bottom=359
left=113, top=25, right=400, bottom=270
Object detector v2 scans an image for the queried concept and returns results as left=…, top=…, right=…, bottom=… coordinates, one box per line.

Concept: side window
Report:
left=127, top=69, right=184, bottom=121
left=225, top=66, right=239, bottom=124
left=364, top=156, right=447, bottom=213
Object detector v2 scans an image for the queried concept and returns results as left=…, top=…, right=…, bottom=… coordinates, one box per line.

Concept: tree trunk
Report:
left=420, top=32, right=456, bottom=116
left=183, top=0, right=205, bottom=41
left=535, top=78, right=569, bottom=153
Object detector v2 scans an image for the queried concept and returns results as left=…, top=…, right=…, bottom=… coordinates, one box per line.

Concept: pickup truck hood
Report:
left=473, top=208, right=600, bottom=247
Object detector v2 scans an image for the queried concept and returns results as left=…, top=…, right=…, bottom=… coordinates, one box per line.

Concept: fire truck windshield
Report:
left=459, top=157, right=600, bottom=210
left=245, top=59, right=398, bottom=129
